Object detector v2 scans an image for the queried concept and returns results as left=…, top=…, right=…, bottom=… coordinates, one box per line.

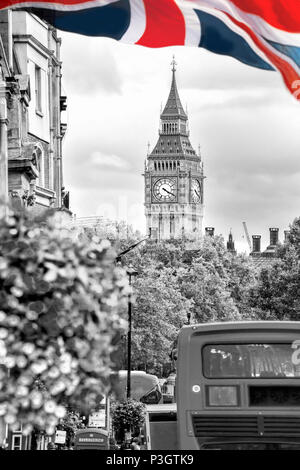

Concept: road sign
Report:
left=55, top=430, right=66, bottom=444
left=88, top=410, right=106, bottom=428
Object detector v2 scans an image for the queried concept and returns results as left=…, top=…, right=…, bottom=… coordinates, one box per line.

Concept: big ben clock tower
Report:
left=144, top=58, right=204, bottom=241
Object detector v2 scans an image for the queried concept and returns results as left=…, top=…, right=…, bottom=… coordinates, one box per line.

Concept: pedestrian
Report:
left=47, top=442, right=56, bottom=450
left=130, top=438, right=140, bottom=450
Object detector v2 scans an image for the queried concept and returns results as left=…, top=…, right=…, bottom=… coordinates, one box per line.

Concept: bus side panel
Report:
left=149, top=421, right=178, bottom=450
left=177, top=328, right=198, bottom=450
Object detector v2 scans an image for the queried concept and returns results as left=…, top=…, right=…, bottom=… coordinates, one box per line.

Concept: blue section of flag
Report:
left=195, top=9, right=274, bottom=71
left=29, top=0, right=130, bottom=38
left=267, top=40, right=300, bottom=69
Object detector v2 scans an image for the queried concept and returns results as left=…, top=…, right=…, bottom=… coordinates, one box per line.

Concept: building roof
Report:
left=250, top=254, right=278, bottom=270
left=149, top=59, right=200, bottom=160
left=161, top=59, right=187, bottom=120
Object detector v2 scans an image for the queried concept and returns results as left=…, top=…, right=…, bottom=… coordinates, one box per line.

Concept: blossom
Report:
left=0, top=211, right=127, bottom=430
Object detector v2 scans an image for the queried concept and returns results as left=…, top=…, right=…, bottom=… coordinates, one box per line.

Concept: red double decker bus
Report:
left=176, top=321, right=300, bottom=450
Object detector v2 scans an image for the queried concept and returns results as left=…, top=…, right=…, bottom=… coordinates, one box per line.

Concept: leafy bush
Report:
left=111, top=399, right=146, bottom=439
left=0, top=210, right=128, bottom=434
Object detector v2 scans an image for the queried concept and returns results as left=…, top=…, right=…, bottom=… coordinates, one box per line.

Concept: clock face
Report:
left=191, top=179, right=201, bottom=203
left=153, top=178, right=176, bottom=202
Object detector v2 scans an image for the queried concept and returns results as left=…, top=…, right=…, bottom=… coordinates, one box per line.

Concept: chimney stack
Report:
left=252, top=235, right=261, bottom=253
left=284, top=230, right=290, bottom=243
left=205, top=227, right=215, bottom=237
left=269, top=228, right=279, bottom=246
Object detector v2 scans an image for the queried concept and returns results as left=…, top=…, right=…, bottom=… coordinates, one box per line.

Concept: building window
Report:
left=12, top=435, right=22, bottom=450
left=35, top=65, right=42, bottom=114
left=36, top=148, right=45, bottom=187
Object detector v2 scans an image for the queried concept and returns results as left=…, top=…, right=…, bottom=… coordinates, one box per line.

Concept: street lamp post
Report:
left=126, top=265, right=138, bottom=400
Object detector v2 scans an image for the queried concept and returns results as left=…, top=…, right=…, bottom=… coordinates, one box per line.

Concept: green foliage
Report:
left=116, top=235, right=257, bottom=373
left=132, top=265, right=192, bottom=373
left=0, top=210, right=128, bottom=434
left=56, top=409, right=84, bottom=447
left=80, top=219, right=142, bottom=253
left=248, top=217, right=300, bottom=320
left=111, top=399, right=146, bottom=436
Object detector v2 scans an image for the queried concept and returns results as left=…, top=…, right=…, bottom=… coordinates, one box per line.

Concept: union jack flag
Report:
left=1, top=0, right=300, bottom=98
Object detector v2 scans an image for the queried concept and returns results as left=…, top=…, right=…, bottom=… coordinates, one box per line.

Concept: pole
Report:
left=0, top=81, right=8, bottom=219
left=126, top=266, right=138, bottom=401
left=127, top=273, right=132, bottom=400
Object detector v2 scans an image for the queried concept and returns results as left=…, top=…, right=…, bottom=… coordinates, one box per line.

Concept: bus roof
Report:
left=180, top=321, right=300, bottom=334
left=118, top=370, right=157, bottom=378
left=75, top=428, right=109, bottom=436
left=145, top=403, right=177, bottom=413
left=113, top=370, right=160, bottom=401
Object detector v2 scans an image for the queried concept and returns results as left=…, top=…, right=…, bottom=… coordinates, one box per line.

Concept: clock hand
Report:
left=162, top=188, right=175, bottom=197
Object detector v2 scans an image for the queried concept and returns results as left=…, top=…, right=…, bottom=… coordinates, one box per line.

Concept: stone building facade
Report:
left=0, top=9, right=68, bottom=216
left=144, top=59, right=204, bottom=241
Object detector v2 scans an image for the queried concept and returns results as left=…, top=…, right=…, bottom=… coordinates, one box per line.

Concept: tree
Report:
left=115, top=235, right=257, bottom=374
left=248, top=217, right=300, bottom=320
left=56, top=408, right=84, bottom=447
left=79, top=219, right=142, bottom=253
left=0, top=209, right=128, bottom=434
left=131, top=264, right=192, bottom=374
left=111, top=399, right=146, bottom=443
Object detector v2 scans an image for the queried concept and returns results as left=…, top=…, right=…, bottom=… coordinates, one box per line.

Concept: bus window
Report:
left=203, top=344, right=300, bottom=378
left=140, top=385, right=162, bottom=404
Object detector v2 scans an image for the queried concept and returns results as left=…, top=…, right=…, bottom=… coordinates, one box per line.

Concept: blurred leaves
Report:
left=0, top=209, right=128, bottom=434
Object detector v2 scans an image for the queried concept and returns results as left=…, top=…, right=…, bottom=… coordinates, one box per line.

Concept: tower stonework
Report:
left=144, top=60, right=204, bottom=241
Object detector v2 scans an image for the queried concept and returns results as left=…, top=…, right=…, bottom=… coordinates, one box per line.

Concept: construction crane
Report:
left=242, top=222, right=252, bottom=252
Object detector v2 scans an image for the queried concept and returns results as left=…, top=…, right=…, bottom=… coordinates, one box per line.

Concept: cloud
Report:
left=60, top=34, right=123, bottom=95
left=90, top=151, right=129, bottom=169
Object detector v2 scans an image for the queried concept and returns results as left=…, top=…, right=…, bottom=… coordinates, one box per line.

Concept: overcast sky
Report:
left=59, top=32, right=300, bottom=253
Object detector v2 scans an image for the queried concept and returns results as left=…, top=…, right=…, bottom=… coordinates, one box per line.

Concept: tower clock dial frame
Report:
left=191, top=178, right=202, bottom=203
left=152, top=177, right=177, bottom=203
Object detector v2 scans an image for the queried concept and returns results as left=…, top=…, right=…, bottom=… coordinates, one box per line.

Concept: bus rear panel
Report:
left=177, top=322, right=300, bottom=450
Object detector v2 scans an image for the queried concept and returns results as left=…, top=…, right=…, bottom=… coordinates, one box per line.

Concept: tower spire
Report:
left=161, top=57, right=187, bottom=119
left=171, top=55, right=177, bottom=73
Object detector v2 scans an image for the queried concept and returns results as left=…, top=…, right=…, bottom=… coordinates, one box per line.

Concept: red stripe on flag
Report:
left=225, top=12, right=300, bottom=99
left=229, top=0, right=300, bottom=33
left=136, top=0, right=185, bottom=48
